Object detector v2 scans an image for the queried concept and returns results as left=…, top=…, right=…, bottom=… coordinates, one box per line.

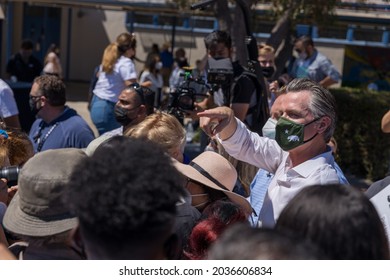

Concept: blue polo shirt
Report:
left=29, top=106, right=95, bottom=153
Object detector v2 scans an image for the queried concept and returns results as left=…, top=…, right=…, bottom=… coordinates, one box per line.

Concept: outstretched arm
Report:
left=197, top=106, right=237, bottom=140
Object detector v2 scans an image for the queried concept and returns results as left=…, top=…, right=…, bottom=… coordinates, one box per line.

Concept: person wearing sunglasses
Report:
left=90, top=33, right=138, bottom=135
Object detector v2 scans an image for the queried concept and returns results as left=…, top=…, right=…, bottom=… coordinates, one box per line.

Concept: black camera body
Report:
left=0, top=166, right=20, bottom=183
left=174, top=79, right=209, bottom=111
left=168, top=75, right=209, bottom=121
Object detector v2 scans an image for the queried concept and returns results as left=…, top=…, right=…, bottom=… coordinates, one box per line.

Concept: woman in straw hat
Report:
left=173, top=151, right=254, bottom=216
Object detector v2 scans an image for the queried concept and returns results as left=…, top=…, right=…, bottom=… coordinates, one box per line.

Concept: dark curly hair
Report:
left=66, top=137, right=185, bottom=255
left=204, top=30, right=232, bottom=51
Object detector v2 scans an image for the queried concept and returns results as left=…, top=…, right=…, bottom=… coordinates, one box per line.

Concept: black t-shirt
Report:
left=6, top=53, right=43, bottom=83
left=231, top=71, right=256, bottom=104
left=230, top=61, right=257, bottom=129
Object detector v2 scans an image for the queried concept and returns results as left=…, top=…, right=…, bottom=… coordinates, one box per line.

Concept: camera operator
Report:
left=204, top=30, right=258, bottom=127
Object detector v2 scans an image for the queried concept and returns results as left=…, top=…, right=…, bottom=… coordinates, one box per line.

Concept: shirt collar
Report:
left=46, top=106, right=70, bottom=125
left=288, top=145, right=334, bottom=178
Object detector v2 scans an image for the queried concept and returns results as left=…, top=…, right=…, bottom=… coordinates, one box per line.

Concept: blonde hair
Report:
left=125, top=112, right=186, bottom=158
left=258, top=43, right=275, bottom=56
left=101, top=33, right=137, bottom=74
left=101, top=43, right=120, bottom=74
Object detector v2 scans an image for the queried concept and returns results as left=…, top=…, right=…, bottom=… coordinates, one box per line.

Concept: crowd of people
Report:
left=0, top=30, right=389, bottom=260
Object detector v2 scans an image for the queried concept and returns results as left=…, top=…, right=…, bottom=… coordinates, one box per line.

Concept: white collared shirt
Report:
left=220, top=119, right=340, bottom=227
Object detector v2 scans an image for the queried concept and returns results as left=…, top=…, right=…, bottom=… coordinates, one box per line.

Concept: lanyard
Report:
left=34, top=121, right=59, bottom=152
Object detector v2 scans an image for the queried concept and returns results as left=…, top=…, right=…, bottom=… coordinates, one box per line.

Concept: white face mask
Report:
left=262, top=117, right=277, bottom=139
left=155, top=61, right=163, bottom=70
left=191, top=193, right=209, bottom=210
left=193, top=200, right=209, bottom=210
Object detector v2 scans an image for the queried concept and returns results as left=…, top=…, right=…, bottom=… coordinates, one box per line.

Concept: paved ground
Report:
left=66, top=81, right=98, bottom=137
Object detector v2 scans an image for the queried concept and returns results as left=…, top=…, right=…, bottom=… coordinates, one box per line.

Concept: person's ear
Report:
left=163, top=233, right=180, bottom=260
left=40, top=95, right=47, bottom=107
left=138, top=104, right=147, bottom=116
left=317, top=116, right=331, bottom=134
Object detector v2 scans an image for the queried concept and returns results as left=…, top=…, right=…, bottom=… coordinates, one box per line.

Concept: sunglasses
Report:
left=127, top=83, right=145, bottom=104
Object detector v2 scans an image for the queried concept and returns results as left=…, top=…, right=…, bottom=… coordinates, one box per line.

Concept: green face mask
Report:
left=275, top=117, right=320, bottom=151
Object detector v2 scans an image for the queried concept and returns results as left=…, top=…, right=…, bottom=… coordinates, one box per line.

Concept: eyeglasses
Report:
left=30, top=95, right=42, bottom=101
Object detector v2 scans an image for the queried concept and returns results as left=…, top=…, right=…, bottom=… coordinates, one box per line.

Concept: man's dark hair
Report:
left=208, top=223, right=322, bottom=260
left=33, top=75, right=66, bottom=106
left=296, top=35, right=314, bottom=48
left=276, top=184, right=390, bottom=260
left=125, top=83, right=155, bottom=115
left=66, top=138, right=186, bottom=259
left=141, top=86, right=156, bottom=115
left=21, top=39, right=34, bottom=50
left=204, top=30, right=232, bottom=51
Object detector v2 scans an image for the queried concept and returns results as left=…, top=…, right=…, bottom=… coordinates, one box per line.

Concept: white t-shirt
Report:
left=43, top=52, right=62, bottom=78
left=93, top=56, right=137, bottom=103
left=169, top=67, right=185, bottom=91
left=139, top=70, right=163, bottom=94
left=0, top=79, right=19, bottom=118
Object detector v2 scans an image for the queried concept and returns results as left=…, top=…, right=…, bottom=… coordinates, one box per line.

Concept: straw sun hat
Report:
left=173, top=151, right=253, bottom=215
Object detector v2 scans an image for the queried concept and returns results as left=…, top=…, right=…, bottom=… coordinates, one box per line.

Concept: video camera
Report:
left=206, top=57, right=234, bottom=88
left=168, top=68, right=209, bottom=120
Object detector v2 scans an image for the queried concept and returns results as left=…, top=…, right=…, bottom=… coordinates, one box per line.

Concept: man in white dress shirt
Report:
left=198, top=78, right=340, bottom=227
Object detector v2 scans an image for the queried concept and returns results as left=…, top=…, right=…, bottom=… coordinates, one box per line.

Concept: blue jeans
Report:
left=90, top=95, right=121, bottom=135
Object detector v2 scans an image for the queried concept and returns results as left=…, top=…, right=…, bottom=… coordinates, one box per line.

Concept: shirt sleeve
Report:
left=219, top=119, right=284, bottom=173
left=69, top=120, right=95, bottom=149
left=318, top=55, right=341, bottom=82
left=0, top=87, right=19, bottom=118
left=118, top=58, right=137, bottom=81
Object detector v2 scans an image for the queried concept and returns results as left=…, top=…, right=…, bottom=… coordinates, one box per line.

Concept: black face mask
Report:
left=29, top=97, right=41, bottom=116
left=114, top=105, right=134, bottom=127
left=262, top=66, right=275, bottom=79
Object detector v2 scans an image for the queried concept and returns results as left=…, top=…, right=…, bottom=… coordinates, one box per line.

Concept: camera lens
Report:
left=178, top=95, right=193, bottom=110
left=0, top=166, right=20, bottom=182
